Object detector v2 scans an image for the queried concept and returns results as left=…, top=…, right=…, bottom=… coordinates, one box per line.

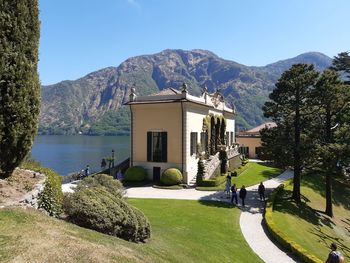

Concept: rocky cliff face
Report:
left=40, top=49, right=332, bottom=135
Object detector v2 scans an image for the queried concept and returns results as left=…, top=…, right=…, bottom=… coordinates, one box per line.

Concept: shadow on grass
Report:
left=197, top=199, right=235, bottom=209
left=308, top=226, right=350, bottom=259
left=274, top=189, right=334, bottom=228
left=301, top=172, right=350, bottom=211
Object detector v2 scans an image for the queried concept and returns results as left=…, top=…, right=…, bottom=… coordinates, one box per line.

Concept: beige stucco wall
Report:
left=184, top=102, right=235, bottom=184
left=131, top=103, right=182, bottom=180
left=236, top=136, right=261, bottom=158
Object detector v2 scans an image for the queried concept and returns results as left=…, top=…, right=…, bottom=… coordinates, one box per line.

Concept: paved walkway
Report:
left=239, top=170, right=298, bottom=263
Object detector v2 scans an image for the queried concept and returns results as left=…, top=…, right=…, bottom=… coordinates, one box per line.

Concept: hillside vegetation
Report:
left=39, top=50, right=331, bottom=135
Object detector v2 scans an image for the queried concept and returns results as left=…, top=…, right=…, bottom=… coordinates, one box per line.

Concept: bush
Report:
left=124, top=166, right=147, bottom=182
left=77, top=174, right=124, bottom=198
left=161, top=168, right=183, bottom=185
left=199, top=174, right=227, bottom=187
left=63, top=186, right=151, bottom=242
left=21, top=161, right=63, bottom=217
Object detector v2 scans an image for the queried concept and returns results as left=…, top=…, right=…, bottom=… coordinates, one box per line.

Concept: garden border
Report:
left=264, top=181, right=323, bottom=263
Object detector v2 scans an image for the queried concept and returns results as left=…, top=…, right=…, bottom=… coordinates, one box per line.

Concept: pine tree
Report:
left=331, top=52, right=350, bottom=84
left=196, top=157, right=205, bottom=186
left=263, top=64, right=319, bottom=203
left=309, top=69, right=350, bottom=217
left=0, top=0, right=41, bottom=178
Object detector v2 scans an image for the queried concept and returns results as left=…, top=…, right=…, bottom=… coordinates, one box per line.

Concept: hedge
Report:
left=124, top=166, right=147, bottom=182
left=21, top=160, right=63, bottom=217
left=161, top=168, right=183, bottom=185
left=199, top=174, right=227, bottom=187
left=264, top=181, right=323, bottom=263
left=63, top=186, right=151, bottom=242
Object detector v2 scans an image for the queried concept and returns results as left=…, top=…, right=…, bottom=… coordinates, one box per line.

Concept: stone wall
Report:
left=19, top=170, right=46, bottom=209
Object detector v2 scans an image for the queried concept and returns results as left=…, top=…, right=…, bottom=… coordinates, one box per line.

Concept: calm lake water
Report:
left=30, top=135, right=130, bottom=175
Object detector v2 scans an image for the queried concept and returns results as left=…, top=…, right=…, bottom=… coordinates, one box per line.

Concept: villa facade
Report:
left=126, top=84, right=238, bottom=185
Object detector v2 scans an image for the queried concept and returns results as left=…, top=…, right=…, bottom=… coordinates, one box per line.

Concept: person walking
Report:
left=258, top=182, right=265, bottom=201
left=225, top=174, right=232, bottom=198
left=325, top=243, right=344, bottom=263
left=239, top=185, right=247, bottom=207
left=231, top=183, right=238, bottom=204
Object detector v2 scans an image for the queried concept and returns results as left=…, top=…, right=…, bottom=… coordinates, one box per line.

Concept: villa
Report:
left=125, top=84, right=240, bottom=185
left=236, top=122, right=276, bottom=158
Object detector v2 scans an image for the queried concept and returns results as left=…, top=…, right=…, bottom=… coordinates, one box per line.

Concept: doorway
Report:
left=153, top=167, right=161, bottom=182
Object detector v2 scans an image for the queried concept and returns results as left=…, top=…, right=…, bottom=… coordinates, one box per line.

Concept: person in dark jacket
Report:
left=239, top=185, right=247, bottom=207
left=258, top=182, right=265, bottom=201
left=231, top=184, right=238, bottom=204
left=325, top=243, right=344, bottom=263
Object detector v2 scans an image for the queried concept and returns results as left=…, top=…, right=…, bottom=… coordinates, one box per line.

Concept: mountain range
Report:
left=39, top=49, right=332, bottom=135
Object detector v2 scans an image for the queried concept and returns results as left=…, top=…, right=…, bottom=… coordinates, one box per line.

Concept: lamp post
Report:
left=112, top=149, right=115, bottom=167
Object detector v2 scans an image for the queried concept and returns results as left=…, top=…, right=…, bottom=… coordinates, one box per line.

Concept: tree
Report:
left=263, top=64, right=319, bottom=203
left=310, top=70, right=350, bottom=217
left=331, top=52, right=350, bottom=84
left=196, top=155, right=205, bottom=186
left=0, top=0, right=41, bottom=178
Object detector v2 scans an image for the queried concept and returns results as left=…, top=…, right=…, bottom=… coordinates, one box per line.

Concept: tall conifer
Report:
left=0, top=0, right=41, bottom=178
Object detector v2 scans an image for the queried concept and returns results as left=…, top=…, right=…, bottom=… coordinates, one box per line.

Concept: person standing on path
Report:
left=84, top=165, right=90, bottom=177
left=231, top=183, right=238, bottom=204
left=101, top=158, right=107, bottom=170
left=239, top=185, right=247, bottom=207
left=258, top=182, right=265, bottom=201
left=325, top=243, right=345, bottom=263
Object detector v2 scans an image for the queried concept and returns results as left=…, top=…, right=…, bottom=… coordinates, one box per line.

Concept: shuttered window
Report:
left=147, top=131, right=167, bottom=162
left=190, top=132, right=198, bottom=156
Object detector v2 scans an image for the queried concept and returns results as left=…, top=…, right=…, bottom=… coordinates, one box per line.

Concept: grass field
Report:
left=0, top=199, right=262, bottom=263
left=271, top=173, right=350, bottom=261
left=197, top=162, right=282, bottom=191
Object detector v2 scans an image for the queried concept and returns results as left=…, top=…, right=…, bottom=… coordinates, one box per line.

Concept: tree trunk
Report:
left=292, top=87, right=301, bottom=203
left=324, top=105, right=333, bottom=217
left=325, top=171, right=333, bottom=217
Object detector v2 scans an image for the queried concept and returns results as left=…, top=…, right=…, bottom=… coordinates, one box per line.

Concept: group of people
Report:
left=225, top=174, right=266, bottom=207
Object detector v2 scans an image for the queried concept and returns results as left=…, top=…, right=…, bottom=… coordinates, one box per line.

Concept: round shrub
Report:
left=124, top=166, right=147, bottom=182
left=161, top=168, right=183, bottom=185
left=63, top=186, right=151, bottom=242
left=77, top=173, right=124, bottom=198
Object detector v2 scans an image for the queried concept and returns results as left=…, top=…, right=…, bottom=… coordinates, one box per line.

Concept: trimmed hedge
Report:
left=161, top=168, right=183, bottom=185
left=124, top=166, right=147, bottom=182
left=63, top=186, right=151, bottom=242
left=264, top=181, right=323, bottom=263
left=21, top=161, right=63, bottom=217
left=199, top=174, right=227, bottom=187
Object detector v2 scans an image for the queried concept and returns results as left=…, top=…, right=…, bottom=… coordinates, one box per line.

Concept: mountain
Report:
left=39, top=50, right=332, bottom=135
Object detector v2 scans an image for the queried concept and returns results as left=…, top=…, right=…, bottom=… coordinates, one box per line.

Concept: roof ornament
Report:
left=181, top=82, right=188, bottom=94
left=202, top=85, right=208, bottom=104
left=129, top=85, right=136, bottom=102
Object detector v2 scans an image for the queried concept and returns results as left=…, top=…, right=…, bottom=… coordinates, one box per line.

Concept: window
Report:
left=230, top=132, right=234, bottom=145
left=190, top=132, right=198, bottom=156
left=255, top=147, right=262, bottom=158
left=147, top=132, right=167, bottom=162
left=226, top=132, right=230, bottom=146
left=239, top=146, right=249, bottom=156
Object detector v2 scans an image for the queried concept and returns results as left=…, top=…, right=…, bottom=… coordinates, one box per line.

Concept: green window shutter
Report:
left=162, top=132, right=167, bottom=162
left=147, top=132, right=152, bottom=161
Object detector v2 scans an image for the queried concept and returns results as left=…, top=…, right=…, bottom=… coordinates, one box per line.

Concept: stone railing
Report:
left=203, top=152, right=220, bottom=179
left=227, top=145, right=240, bottom=159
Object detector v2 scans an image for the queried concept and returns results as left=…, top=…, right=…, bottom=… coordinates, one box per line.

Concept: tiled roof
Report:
left=246, top=122, right=276, bottom=133
left=152, top=88, right=181, bottom=96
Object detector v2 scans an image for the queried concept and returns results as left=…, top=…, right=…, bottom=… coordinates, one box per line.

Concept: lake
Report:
left=30, top=135, right=130, bottom=175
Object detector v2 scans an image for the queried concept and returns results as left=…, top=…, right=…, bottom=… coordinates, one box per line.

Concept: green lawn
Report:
left=0, top=199, right=262, bottom=263
left=197, top=162, right=282, bottom=191
left=271, top=173, right=350, bottom=262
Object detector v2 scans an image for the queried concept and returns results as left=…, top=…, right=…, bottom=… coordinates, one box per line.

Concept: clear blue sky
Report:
left=39, top=0, right=350, bottom=85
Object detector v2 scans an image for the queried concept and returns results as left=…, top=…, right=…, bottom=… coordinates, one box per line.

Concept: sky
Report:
left=39, top=0, right=350, bottom=85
